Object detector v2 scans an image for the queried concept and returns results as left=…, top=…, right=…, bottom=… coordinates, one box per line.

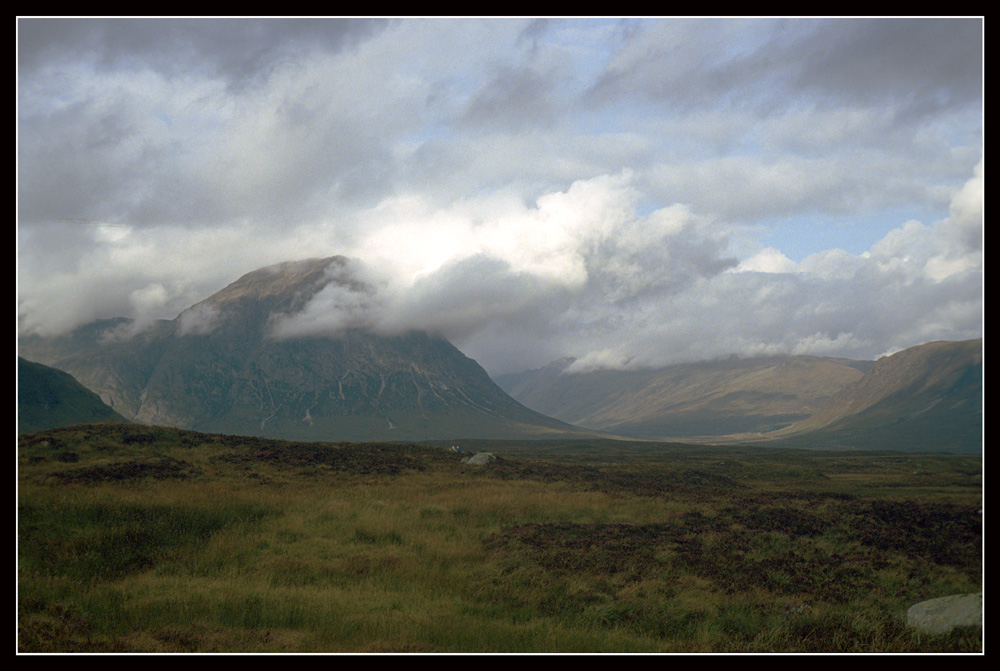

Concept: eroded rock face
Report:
left=906, top=593, right=982, bottom=635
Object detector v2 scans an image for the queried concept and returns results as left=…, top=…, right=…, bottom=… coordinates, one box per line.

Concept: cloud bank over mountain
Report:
left=17, top=18, right=982, bottom=375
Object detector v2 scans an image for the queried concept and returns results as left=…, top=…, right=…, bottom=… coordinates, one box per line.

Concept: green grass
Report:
left=17, top=424, right=982, bottom=653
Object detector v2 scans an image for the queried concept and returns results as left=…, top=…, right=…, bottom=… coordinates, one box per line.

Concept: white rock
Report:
left=461, top=452, right=497, bottom=466
left=906, top=593, right=982, bottom=635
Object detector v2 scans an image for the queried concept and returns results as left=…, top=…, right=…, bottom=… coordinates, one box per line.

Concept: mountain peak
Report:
left=203, top=256, right=352, bottom=306
left=174, top=256, right=369, bottom=336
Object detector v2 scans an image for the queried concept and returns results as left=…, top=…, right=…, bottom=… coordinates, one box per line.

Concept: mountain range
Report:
left=495, top=355, right=875, bottom=438
left=760, top=338, right=983, bottom=452
left=497, top=339, right=982, bottom=453
left=18, top=256, right=983, bottom=452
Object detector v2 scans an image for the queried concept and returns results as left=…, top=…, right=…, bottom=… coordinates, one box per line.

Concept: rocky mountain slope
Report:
left=17, top=357, right=128, bottom=434
left=18, top=257, right=591, bottom=442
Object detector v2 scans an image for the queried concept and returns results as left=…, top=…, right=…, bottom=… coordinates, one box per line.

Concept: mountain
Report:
left=17, top=357, right=128, bottom=434
left=495, top=355, right=873, bottom=439
left=763, top=339, right=983, bottom=452
left=18, top=257, right=591, bottom=442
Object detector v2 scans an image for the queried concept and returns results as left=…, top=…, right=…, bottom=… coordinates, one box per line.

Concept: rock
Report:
left=906, top=593, right=982, bottom=635
left=784, top=604, right=812, bottom=619
left=461, top=452, right=497, bottom=466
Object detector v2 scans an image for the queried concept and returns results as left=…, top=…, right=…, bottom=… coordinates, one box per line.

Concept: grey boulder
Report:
left=461, top=452, right=497, bottom=466
left=906, top=593, right=982, bottom=635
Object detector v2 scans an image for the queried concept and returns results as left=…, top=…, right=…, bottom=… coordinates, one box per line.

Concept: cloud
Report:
left=461, top=64, right=562, bottom=130
left=586, top=18, right=982, bottom=120
left=867, top=160, right=983, bottom=283
left=17, top=18, right=388, bottom=87
left=267, top=258, right=383, bottom=339
left=17, top=19, right=419, bottom=229
left=787, top=18, right=983, bottom=118
left=18, top=17, right=980, bottom=234
left=941, top=158, right=984, bottom=252
left=736, top=248, right=798, bottom=274
left=232, top=172, right=742, bottom=373
left=177, top=302, right=221, bottom=336
left=17, top=162, right=982, bottom=377
left=17, top=18, right=982, bottom=377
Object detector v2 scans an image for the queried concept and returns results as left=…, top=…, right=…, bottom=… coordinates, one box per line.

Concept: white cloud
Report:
left=177, top=302, right=221, bottom=336
left=735, top=247, right=798, bottom=274
left=268, top=268, right=381, bottom=339
left=797, top=248, right=866, bottom=280
left=128, top=282, right=170, bottom=318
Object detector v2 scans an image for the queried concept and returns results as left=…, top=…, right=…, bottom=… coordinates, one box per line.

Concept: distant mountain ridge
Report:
left=496, top=354, right=874, bottom=439
left=19, top=256, right=592, bottom=442
left=498, top=339, right=982, bottom=453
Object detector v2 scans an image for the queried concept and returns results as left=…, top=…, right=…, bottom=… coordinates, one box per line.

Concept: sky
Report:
left=16, top=17, right=983, bottom=377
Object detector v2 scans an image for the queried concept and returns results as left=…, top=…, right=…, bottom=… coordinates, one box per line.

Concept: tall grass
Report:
left=18, top=426, right=982, bottom=652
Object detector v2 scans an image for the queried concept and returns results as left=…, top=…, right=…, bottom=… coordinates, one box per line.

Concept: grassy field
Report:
left=17, top=425, right=982, bottom=653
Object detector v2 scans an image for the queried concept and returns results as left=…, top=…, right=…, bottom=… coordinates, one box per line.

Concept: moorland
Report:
left=17, top=423, right=982, bottom=653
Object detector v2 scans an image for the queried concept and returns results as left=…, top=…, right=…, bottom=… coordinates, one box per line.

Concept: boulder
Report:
left=461, top=452, right=497, bottom=466
left=906, top=593, right=982, bottom=635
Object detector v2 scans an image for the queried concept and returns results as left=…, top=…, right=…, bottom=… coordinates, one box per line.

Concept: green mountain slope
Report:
left=766, top=339, right=983, bottom=452
left=17, top=357, right=128, bottom=434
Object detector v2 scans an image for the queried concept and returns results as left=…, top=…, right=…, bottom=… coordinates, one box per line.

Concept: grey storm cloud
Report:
left=461, top=65, right=561, bottom=130
left=787, top=18, right=983, bottom=116
left=17, top=18, right=389, bottom=87
left=585, top=18, right=982, bottom=121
